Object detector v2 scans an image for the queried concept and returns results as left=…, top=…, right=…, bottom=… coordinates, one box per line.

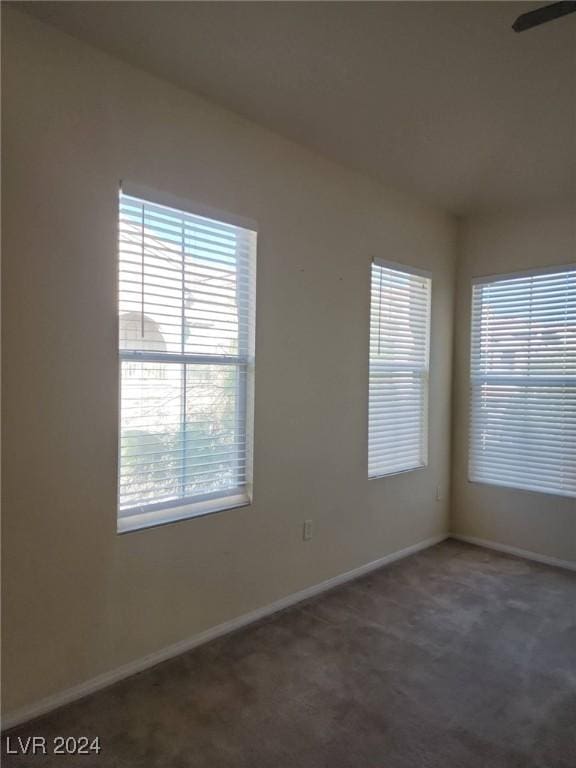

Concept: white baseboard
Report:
left=2, top=533, right=447, bottom=731
left=451, top=533, right=576, bottom=573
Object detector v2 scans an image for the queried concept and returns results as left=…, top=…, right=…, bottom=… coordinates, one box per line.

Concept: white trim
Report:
left=118, top=495, right=251, bottom=534
left=372, top=257, right=432, bottom=279
left=471, top=262, right=575, bottom=285
left=369, top=463, right=427, bottom=481
left=120, top=180, right=258, bottom=232
left=450, top=534, right=576, bottom=572
left=1, top=534, right=446, bottom=731
left=467, top=477, right=576, bottom=501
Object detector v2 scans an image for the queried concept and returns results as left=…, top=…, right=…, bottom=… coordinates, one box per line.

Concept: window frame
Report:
left=368, top=258, right=432, bottom=480
left=117, top=182, right=257, bottom=533
left=468, top=263, right=576, bottom=498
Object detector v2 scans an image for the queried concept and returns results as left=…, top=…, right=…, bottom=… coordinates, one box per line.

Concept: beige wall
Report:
left=1, top=10, right=455, bottom=717
left=451, top=207, right=576, bottom=562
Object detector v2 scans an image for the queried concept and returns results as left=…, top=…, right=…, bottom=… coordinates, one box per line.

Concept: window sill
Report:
left=117, top=493, right=251, bottom=534
left=467, top=477, right=575, bottom=500
left=369, top=463, right=427, bottom=480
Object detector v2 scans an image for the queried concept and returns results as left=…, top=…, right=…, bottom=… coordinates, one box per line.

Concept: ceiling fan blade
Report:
left=512, top=1, right=576, bottom=32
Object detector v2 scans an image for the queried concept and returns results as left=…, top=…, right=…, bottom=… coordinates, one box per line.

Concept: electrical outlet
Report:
left=436, top=485, right=442, bottom=502
left=303, top=520, right=314, bottom=541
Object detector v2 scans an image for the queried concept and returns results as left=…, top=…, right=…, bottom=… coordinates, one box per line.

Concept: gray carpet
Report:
left=3, top=539, right=576, bottom=767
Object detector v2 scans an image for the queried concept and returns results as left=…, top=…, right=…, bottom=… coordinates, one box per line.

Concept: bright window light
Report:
left=117, top=188, right=257, bottom=532
left=368, top=261, right=431, bottom=478
left=469, top=266, right=576, bottom=497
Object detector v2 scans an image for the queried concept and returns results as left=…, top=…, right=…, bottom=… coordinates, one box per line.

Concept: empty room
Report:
left=1, top=2, right=575, bottom=766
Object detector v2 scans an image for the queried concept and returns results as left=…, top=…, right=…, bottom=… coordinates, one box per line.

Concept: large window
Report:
left=118, top=186, right=256, bottom=532
left=368, top=260, right=431, bottom=478
left=470, top=267, right=575, bottom=497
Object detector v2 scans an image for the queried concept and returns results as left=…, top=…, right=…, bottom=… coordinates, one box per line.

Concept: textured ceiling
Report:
left=21, top=1, right=576, bottom=214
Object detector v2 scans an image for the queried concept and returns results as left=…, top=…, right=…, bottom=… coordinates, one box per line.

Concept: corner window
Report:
left=118, top=187, right=257, bottom=532
left=469, top=266, right=575, bottom=497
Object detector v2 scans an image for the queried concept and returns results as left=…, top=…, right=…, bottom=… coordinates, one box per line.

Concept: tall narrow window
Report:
left=368, top=260, right=431, bottom=478
left=470, top=267, right=576, bottom=497
left=118, top=187, right=256, bottom=532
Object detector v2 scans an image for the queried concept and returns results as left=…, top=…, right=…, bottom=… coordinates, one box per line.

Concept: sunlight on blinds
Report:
left=469, top=267, right=576, bottom=498
left=118, top=191, right=256, bottom=530
left=368, top=262, right=431, bottom=478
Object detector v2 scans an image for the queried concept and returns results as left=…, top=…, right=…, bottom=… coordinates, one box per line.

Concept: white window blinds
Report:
left=118, top=189, right=256, bottom=531
left=368, top=261, right=431, bottom=478
left=470, top=267, right=576, bottom=498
